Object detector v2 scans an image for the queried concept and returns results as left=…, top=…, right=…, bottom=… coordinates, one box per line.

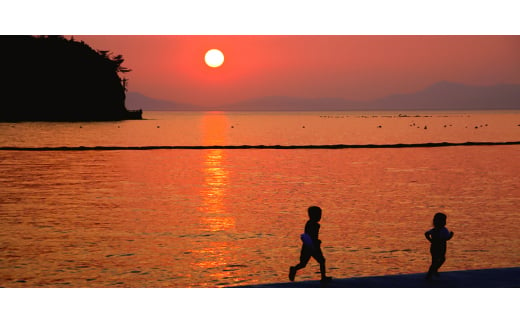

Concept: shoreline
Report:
left=239, top=267, right=520, bottom=288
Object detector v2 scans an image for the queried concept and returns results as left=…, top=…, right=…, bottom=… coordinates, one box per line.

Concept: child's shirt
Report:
left=304, top=220, right=320, bottom=245
left=426, top=227, right=451, bottom=247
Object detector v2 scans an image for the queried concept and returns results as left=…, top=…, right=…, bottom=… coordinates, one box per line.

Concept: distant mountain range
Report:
left=366, top=82, right=520, bottom=110
left=126, top=82, right=520, bottom=111
left=125, top=92, right=199, bottom=111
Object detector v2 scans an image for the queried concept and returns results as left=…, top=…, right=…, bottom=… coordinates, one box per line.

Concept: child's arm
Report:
left=424, top=230, right=432, bottom=242
left=447, top=231, right=454, bottom=240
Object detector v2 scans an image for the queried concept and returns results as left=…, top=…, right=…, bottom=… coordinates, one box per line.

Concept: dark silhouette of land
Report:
left=0, top=35, right=142, bottom=121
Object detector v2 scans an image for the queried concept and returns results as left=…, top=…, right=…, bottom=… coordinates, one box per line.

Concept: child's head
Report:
left=433, top=212, right=447, bottom=228
left=308, top=206, right=322, bottom=222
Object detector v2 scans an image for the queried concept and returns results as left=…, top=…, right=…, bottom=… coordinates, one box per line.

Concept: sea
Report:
left=0, top=110, right=519, bottom=287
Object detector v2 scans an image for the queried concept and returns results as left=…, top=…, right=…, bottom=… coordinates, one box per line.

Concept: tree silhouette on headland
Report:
left=0, top=35, right=142, bottom=121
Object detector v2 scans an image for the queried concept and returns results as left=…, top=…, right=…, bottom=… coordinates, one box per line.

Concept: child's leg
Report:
left=294, top=247, right=311, bottom=270
left=431, top=246, right=446, bottom=274
left=426, top=251, right=436, bottom=278
left=433, top=255, right=446, bottom=273
left=312, top=248, right=331, bottom=280
left=427, top=261, right=436, bottom=278
left=319, top=259, right=327, bottom=278
left=289, top=247, right=311, bottom=281
left=427, top=251, right=446, bottom=278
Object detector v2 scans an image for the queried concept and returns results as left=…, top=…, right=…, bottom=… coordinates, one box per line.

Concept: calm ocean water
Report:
left=0, top=110, right=519, bottom=287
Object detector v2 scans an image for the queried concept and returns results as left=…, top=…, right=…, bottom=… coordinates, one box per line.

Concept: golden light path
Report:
left=200, top=149, right=230, bottom=219
left=192, top=112, right=239, bottom=284
left=197, top=112, right=232, bottom=224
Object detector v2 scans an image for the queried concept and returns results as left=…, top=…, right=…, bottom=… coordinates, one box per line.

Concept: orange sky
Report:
left=74, top=35, right=520, bottom=108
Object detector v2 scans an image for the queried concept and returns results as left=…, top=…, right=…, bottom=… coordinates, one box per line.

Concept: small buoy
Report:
left=424, top=126, right=427, bottom=130
left=157, top=125, right=160, bottom=128
left=377, top=125, right=382, bottom=128
left=302, top=126, right=305, bottom=128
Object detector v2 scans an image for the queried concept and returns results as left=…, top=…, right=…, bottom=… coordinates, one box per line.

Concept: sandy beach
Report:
left=241, top=267, right=520, bottom=288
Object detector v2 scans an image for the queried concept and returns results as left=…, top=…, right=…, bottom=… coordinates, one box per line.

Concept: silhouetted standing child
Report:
left=425, top=212, right=454, bottom=280
left=289, top=206, right=332, bottom=282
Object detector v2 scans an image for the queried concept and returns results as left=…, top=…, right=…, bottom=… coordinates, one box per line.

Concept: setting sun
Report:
left=204, top=49, right=224, bottom=68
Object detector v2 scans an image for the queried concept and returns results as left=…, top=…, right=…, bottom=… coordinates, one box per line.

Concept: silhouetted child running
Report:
left=425, top=212, right=454, bottom=280
left=289, top=206, right=332, bottom=283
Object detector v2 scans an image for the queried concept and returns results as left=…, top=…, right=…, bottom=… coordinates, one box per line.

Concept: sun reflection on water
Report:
left=192, top=112, right=240, bottom=285
left=197, top=112, right=233, bottom=224
left=199, top=149, right=230, bottom=217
